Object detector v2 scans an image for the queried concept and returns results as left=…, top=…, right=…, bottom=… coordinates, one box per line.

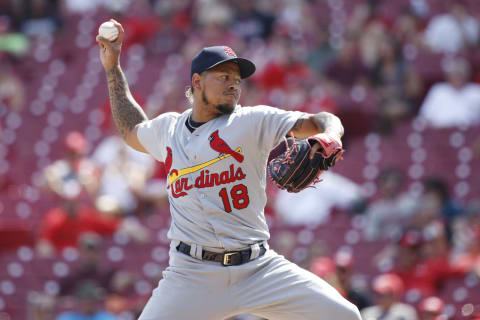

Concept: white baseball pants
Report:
left=138, top=241, right=361, bottom=320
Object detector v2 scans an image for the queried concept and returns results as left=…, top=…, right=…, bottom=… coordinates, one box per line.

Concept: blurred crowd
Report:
left=1, top=0, right=480, bottom=319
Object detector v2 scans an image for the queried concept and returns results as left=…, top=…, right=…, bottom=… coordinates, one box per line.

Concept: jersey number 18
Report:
left=218, top=184, right=250, bottom=213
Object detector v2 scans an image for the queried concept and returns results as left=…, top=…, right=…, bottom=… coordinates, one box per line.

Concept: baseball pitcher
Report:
left=97, top=19, right=361, bottom=320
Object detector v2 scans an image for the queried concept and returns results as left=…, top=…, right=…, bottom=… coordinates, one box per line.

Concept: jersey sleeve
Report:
left=137, top=112, right=179, bottom=162
left=248, top=105, right=304, bottom=153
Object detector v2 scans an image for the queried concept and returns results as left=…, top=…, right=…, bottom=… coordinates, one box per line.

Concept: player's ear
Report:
left=192, top=73, right=202, bottom=90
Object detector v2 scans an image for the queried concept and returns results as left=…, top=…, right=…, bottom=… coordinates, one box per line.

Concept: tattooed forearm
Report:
left=106, top=66, right=147, bottom=139
left=291, top=117, right=306, bottom=132
left=312, top=112, right=344, bottom=137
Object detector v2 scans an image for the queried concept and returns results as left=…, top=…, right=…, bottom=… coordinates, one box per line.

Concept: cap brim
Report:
left=206, top=57, right=256, bottom=79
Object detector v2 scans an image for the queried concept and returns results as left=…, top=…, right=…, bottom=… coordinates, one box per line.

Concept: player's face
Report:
left=201, top=62, right=242, bottom=115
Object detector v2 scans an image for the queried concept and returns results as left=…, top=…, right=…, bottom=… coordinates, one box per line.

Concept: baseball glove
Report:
left=268, top=134, right=344, bottom=193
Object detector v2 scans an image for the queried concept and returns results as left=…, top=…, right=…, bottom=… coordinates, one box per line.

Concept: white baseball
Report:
left=98, top=21, right=119, bottom=42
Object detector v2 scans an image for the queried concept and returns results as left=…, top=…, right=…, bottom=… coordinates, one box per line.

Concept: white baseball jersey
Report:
left=137, top=105, right=302, bottom=250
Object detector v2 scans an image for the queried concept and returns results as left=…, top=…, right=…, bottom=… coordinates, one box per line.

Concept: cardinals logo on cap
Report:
left=224, top=46, right=237, bottom=57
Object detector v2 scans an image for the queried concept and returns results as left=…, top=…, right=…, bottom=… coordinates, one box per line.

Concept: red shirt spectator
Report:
left=392, top=230, right=466, bottom=297
left=39, top=201, right=119, bottom=251
left=256, top=61, right=310, bottom=90
left=394, top=256, right=465, bottom=296
left=115, top=16, right=161, bottom=48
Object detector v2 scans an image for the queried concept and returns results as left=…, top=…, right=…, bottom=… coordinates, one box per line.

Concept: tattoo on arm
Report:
left=313, top=112, right=344, bottom=137
left=291, top=117, right=305, bottom=132
left=106, top=66, right=147, bottom=139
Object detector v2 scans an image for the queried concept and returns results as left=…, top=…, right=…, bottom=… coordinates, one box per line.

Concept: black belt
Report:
left=176, top=241, right=267, bottom=266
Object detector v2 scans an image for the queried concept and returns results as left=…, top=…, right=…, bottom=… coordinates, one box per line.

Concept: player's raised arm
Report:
left=96, top=19, right=148, bottom=153
left=288, top=111, right=344, bottom=159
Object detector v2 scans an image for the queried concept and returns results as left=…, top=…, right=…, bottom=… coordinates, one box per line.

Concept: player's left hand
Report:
left=309, top=143, right=322, bottom=160
left=268, top=135, right=344, bottom=193
left=308, top=133, right=342, bottom=161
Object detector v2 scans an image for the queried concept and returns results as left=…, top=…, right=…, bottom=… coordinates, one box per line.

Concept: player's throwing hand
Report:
left=96, top=19, right=124, bottom=71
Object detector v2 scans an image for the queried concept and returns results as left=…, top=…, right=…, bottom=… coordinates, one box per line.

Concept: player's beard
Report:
left=202, top=90, right=235, bottom=116
left=216, top=104, right=235, bottom=115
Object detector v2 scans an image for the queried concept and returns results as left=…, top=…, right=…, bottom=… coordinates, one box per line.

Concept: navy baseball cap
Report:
left=191, top=46, right=256, bottom=80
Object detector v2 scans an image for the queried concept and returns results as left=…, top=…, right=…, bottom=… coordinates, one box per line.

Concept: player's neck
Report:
left=191, top=103, right=217, bottom=123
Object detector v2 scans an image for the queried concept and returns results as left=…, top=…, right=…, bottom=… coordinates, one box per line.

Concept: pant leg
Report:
left=232, top=250, right=361, bottom=320
left=138, top=247, right=234, bottom=320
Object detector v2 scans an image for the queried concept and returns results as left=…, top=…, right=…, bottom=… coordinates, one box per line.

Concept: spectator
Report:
left=193, top=0, right=237, bottom=46
left=417, top=296, right=446, bottom=320
left=0, top=60, right=26, bottom=110
left=137, top=160, right=170, bottom=217
left=59, top=233, right=116, bottom=297
left=91, top=134, right=158, bottom=215
left=361, top=273, right=418, bottom=320
left=392, top=229, right=467, bottom=297
left=402, top=67, right=424, bottom=114
left=36, top=196, right=150, bottom=256
left=55, top=281, right=116, bottom=320
left=451, top=199, right=480, bottom=254
left=392, top=11, right=424, bottom=48
left=42, top=131, right=100, bottom=200
left=368, top=36, right=421, bottom=134
left=424, top=0, right=479, bottom=53
left=27, top=291, right=55, bottom=320
left=10, top=0, right=62, bottom=35
left=255, top=39, right=311, bottom=93
left=421, top=221, right=450, bottom=261
left=270, top=229, right=296, bottom=260
left=274, top=171, right=361, bottom=226
left=305, top=24, right=335, bottom=75
left=333, top=249, right=372, bottom=311
left=408, top=192, right=444, bottom=231
left=113, top=13, right=161, bottom=50
left=36, top=199, right=120, bottom=256
left=418, top=57, right=480, bottom=128
left=369, top=38, right=404, bottom=93
left=104, top=271, right=144, bottom=316
left=230, top=0, right=275, bottom=42
left=363, top=168, right=418, bottom=241
left=451, top=206, right=480, bottom=277
left=345, top=3, right=372, bottom=38
left=302, top=239, right=329, bottom=270
left=419, top=177, right=463, bottom=241
left=310, top=256, right=340, bottom=290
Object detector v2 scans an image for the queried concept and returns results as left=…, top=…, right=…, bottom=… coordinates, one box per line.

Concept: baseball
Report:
left=98, top=21, right=119, bottom=42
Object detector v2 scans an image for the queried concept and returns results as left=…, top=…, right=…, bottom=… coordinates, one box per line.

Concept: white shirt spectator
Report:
left=364, top=193, right=418, bottom=241
left=424, top=13, right=479, bottom=53
left=418, top=82, right=480, bottom=128
left=92, top=135, right=155, bottom=213
left=361, top=302, right=418, bottom=320
left=274, top=171, right=361, bottom=226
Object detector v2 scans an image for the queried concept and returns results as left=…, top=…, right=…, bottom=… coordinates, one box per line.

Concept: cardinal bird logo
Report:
left=224, top=46, right=237, bottom=57
left=208, top=130, right=244, bottom=163
left=165, top=147, right=173, bottom=175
